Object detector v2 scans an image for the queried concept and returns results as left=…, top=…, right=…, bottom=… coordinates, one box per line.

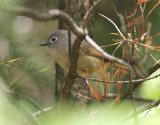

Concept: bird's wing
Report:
left=80, top=40, right=110, bottom=62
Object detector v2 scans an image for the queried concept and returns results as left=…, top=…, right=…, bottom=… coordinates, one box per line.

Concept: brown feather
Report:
left=80, top=40, right=110, bottom=62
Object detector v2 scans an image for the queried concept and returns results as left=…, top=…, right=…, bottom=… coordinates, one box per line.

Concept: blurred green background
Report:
left=0, top=0, right=160, bottom=125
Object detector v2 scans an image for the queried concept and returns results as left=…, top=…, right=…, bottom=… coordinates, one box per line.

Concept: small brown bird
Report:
left=40, top=30, right=115, bottom=76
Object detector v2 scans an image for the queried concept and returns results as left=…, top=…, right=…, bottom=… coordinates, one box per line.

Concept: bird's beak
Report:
left=40, top=42, right=50, bottom=46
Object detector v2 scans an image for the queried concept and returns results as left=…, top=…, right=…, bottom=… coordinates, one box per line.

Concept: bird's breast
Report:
left=47, top=48, right=70, bottom=71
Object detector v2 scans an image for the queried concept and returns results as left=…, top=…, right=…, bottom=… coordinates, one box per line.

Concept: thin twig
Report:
left=74, top=91, right=155, bottom=102
left=18, top=101, right=41, bottom=125
left=98, top=13, right=126, bottom=40
left=24, top=106, right=54, bottom=125
left=33, top=106, right=54, bottom=117
left=141, top=1, right=160, bottom=35
left=112, top=3, right=127, bottom=34
left=128, top=58, right=160, bottom=95
left=79, top=73, right=160, bottom=84
left=122, top=99, right=160, bottom=120
left=81, top=0, right=103, bottom=29
left=24, top=97, right=44, bottom=113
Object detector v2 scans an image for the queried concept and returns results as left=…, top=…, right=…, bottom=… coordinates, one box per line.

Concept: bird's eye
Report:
left=51, top=37, right=57, bottom=42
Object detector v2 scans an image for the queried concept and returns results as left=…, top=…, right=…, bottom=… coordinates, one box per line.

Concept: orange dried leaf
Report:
left=106, top=33, right=120, bottom=36
left=101, top=42, right=121, bottom=48
left=138, top=0, right=150, bottom=4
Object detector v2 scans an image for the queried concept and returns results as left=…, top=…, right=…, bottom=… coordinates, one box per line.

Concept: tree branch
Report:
left=79, top=73, right=160, bottom=84
left=85, top=35, right=134, bottom=73
left=121, top=60, right=160, bottom=100
left=2, top=6, right=85, bottom=37
left=1, top=5, right=134, bottom=73
left=62, top=37, right=84, bottom=100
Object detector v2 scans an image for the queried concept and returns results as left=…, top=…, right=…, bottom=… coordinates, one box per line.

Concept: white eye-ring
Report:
left=51, top=37, right=57, bottom=42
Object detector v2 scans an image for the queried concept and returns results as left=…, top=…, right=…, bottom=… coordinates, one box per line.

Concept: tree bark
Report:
left=55, top=0, right=93, bottom=105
